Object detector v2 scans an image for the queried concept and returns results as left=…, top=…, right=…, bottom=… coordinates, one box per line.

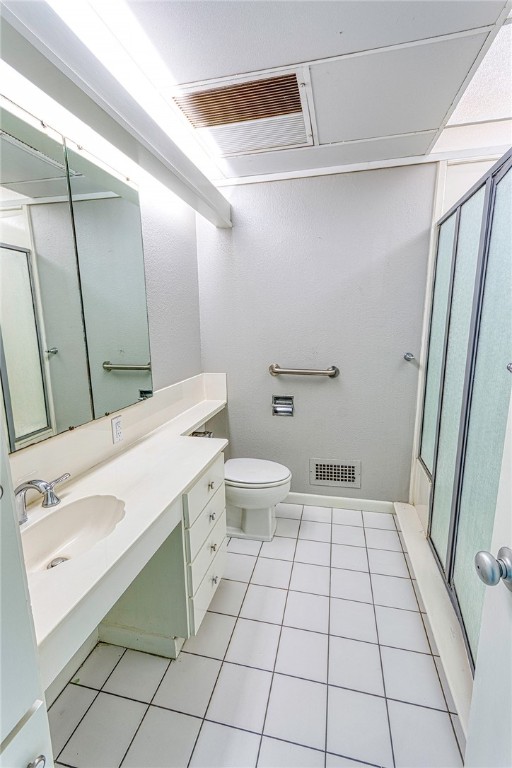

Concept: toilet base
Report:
left=226, top=503, right=277, bottom=542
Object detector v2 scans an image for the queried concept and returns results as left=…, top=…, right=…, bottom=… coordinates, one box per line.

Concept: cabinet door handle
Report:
left=209, top=512, right=216, bottom=522
left=27, top=757, right=46, bottom=768
left=210, top=543, right=217, bottom=553
left=212, top=575, right=219, bottom=585
left=208, top=480, right=215, bottom=491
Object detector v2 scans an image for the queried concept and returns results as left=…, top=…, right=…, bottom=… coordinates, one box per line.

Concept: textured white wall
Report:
left=139, top=178, right=202, bottom=390
left=196, top=165, right=436, bottom=501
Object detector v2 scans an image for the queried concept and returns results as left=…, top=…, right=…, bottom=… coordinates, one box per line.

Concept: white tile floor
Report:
left=49, top=504, right=465, bottom=768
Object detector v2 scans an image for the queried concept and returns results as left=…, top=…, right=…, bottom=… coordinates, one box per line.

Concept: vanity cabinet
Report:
left=183, top=453, right=226, bottom=633
left=100, top=452, right=226, bottom=657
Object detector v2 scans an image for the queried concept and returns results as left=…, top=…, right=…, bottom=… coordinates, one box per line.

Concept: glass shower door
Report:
left=429, top=187, right=486, bottom=569
left=451, top=166, right=512, bottom=659
left=421, top=149, right=511, bottom=666
left=0, top=245, right=51, bottom=448
left=420, top=213, right=457, bottom=475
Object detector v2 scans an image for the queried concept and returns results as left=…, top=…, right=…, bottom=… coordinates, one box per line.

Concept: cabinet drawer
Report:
left=183, top=454, right=224, bottom=527
left=187, top=510, right=226, bottom=596
left=186, top=484, right=225, bottom=562
left=189, top=544, right=226, bottom=635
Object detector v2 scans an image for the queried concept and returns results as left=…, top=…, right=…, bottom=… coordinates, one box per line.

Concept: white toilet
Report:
left=225, top=458, right=292, bottom=541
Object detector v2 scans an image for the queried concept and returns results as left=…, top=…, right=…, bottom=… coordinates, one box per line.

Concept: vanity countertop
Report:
left=21, top=399, right=227, bottom=689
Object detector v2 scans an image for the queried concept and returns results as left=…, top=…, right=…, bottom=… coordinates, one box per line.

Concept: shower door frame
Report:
left=0, top=242, right=55, bottom=450
left=419, top=148, right=512, bottom=668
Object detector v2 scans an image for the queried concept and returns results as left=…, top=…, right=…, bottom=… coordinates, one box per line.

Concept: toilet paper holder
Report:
left=272, top=395, right=294, bottom=416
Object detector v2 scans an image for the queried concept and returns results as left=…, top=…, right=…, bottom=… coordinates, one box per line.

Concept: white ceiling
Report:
left=1, top=0, right=509, bottom=195
left=448, top=22, right=512, bottom=124
left=126, top=0, right=510, bottom=180
left=128, top=1, right=505, bottom=85
left=310, top=34, right=488, bottom=143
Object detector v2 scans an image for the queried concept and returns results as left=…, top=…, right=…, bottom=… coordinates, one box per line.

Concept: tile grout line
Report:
left=255, top=505, right=303, bottom=767
left=118, top=654, right=173, bottom=767
left=399, top=522, right=464, bottom=762
left=211, top=577, right=441, bottom=658
left=364, top=514, right=397, bottom=768
left=53, top=644, right=128, bottom=765
left=222, top=574, right=432, bottom=613
left=186, top=535, right=261, bottom=767
left=401, top=528, right=444, bottom=659
left=52, top=508, right=457, bottom=767
left=324, top=506, right=334, bottom=768
left=68, top=667, right=460, bottom=716
left=434, top=656, right=456, bottom=707
left=432, top=657, right=465, bottom=719
left=449, top=712, right=466, bottom=761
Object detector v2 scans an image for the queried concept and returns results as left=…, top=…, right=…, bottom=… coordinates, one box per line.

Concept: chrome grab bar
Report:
left=103, top=361, right=151, bottom=372
left=269, top=363, right=339, bottom=378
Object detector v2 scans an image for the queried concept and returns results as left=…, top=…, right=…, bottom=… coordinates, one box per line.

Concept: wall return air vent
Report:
left=172, top=72, right=313, bottom=157
left=309, top=459, right=361, bottom=489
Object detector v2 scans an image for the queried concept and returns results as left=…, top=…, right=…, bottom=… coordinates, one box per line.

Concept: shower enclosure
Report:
left=419, top=149, right=511, bottom=666
left=0, top=244, right=54, bottom=449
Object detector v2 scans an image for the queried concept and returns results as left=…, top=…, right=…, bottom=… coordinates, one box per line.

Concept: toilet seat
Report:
left=225, top=477, right=291, bottom=489
left=225, top=458, right=291, bottom=488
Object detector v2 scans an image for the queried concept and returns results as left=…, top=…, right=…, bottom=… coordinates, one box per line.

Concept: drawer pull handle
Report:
left=212, top=575, right=219, bottom=585
left=209, top=512, right=217, bottom=522
left=28, top=757, right=46, bottom=768
left=210, top=543, right=217, bottom=553
left=208, top=480, right=215, bottom=491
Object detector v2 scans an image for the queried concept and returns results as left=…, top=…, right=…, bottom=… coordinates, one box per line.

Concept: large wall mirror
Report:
left=0, top=105, right=152, bottom=452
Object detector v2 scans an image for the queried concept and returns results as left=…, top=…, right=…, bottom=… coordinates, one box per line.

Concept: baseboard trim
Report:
left=286, top=492, right=394, bottom=514
left=45, top=629, right=98, bottom=707
left=98, top=624, right=183, bottom=659
left=395, top=502, right=473, bottom=735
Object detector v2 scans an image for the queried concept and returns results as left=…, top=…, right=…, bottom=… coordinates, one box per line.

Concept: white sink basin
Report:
left=22, top=495, right=125, bottom=573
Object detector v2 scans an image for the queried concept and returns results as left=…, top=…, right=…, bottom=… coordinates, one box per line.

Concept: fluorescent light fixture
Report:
left=0, top=72, right=195, bottom=213
left=0, top=63, right=141, bottom=179
left=45, top=0, right=224, bottom=180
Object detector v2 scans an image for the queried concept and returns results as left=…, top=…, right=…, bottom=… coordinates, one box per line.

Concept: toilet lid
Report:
left=225, top=458, right=291, bottom=485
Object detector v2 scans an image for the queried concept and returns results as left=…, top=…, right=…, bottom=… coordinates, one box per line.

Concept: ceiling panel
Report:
left=218, top=131, right=436, bottom=179
left=311, top=32, right=489, bottom=144
left=128, top=1, right=505, bottom=85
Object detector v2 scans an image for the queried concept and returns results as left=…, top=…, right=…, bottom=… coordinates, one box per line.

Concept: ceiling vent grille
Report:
left=171, top=71, right=313, bottom=157
left=309, top=459, right=361, bottom=489
left=173, top=74, right=302, bottom=128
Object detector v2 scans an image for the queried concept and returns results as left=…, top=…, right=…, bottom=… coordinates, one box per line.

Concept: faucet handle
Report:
left=42, top=473, right=71, bottom=508
left=48, top=473, right=71, bottom=490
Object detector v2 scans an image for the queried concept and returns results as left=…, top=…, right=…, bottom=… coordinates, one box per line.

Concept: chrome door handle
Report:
left=474, top=547, right=512, bottom=591
left=209, top=512, right=216, bottom=522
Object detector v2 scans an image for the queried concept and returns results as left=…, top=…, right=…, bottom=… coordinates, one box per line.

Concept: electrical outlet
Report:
left=111, top=415, right=123, bottom=444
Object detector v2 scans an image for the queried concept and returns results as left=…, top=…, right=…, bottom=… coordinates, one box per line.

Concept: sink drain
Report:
left=47, top=556, right=69, bottom=569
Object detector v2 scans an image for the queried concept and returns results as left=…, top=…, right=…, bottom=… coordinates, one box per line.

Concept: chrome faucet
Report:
left=14, top=473, right=71, bottom=525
